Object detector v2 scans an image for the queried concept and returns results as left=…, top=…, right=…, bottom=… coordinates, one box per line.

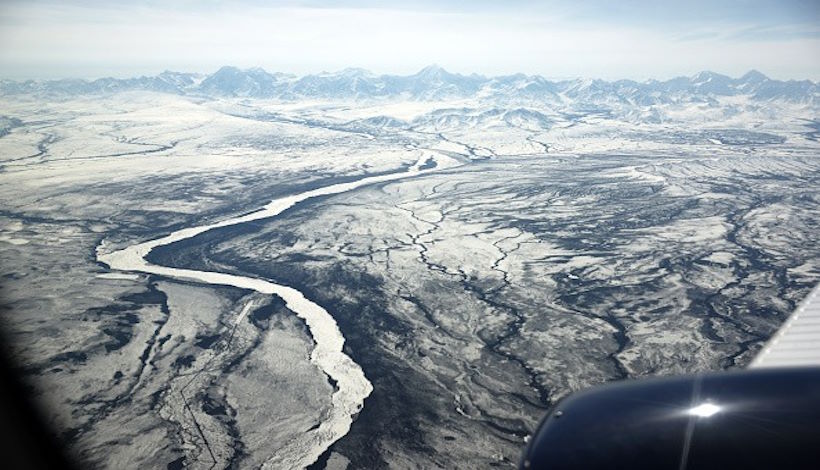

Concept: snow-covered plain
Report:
left=1, top=69, right=819, bottom=468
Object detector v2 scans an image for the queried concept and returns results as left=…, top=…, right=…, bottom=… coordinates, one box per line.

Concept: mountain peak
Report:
left=416, top=64, right=449, bottom=79
left=246, top=66, right=269, bottom=74
left=338, top=67, right=373, bottom=77
left=741, top=69, right=769, bottom=83
left=691, top=71, right=727, bottom=81
left=213, top=65, right=242, bottom=74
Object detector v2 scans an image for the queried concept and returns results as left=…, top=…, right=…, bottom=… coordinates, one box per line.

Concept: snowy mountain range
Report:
left=2, top=65, right=818, bottom=106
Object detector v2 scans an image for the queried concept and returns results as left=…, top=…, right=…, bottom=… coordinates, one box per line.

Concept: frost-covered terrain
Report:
left=0, top=67, right=818, bottom=468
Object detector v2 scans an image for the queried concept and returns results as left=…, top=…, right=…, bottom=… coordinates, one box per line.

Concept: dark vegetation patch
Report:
left=173, top=355, right=195, bottom=368
left=248, top=296, right=286, bottom=330
left=166, top=456, right=185, bottom=470
left=194, top=333, right=221, bottom=349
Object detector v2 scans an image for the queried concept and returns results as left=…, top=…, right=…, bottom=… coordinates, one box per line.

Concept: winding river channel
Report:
left=96, top=153, right=453, bottom=468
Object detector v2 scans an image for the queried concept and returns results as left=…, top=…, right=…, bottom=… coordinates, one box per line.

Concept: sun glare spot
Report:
left=688, top=403, right=721, bottom=418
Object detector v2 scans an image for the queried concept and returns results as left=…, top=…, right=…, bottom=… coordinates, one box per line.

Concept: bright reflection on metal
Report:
left=688, top=403, right=721, bottom=418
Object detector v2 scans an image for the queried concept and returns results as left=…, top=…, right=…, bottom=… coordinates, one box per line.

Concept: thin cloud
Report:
left=0, top=1, right=818, bottom=80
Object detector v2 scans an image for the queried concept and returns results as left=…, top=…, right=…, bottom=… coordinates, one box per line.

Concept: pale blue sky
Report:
left=1, top=0, right=818, bottom=80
